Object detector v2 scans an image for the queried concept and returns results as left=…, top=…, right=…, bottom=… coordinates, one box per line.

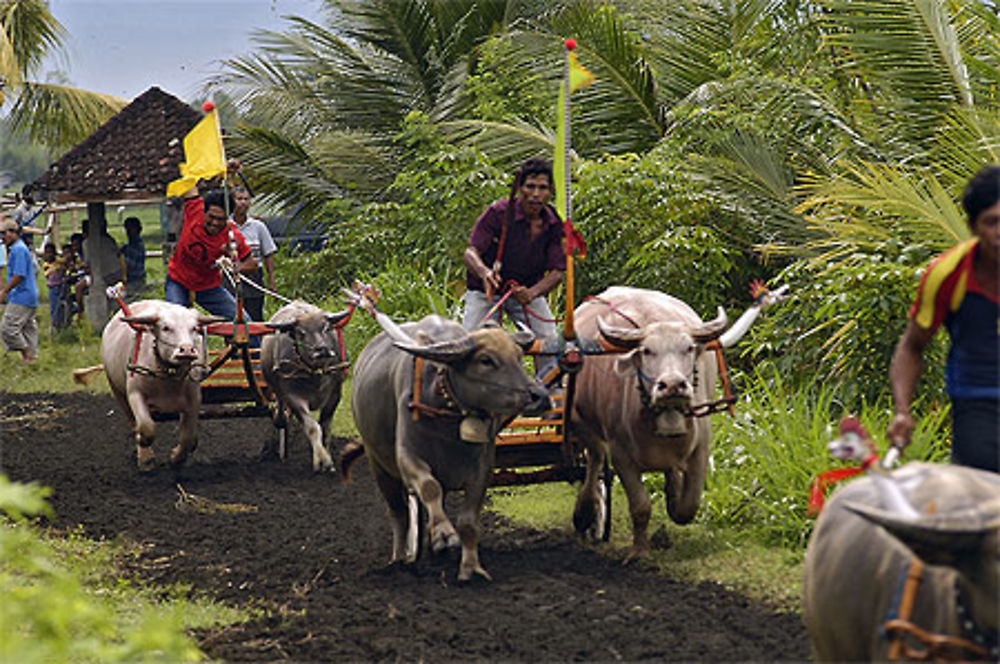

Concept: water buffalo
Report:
left=345, top=315, right=550, bottom=581
left=99, top=300, right=220, bottom=471
left=260, top=300, right=350, bottom=472
left=804, top=460, right=1000, bottom=661
left=571, top=285, right=782, bottom=562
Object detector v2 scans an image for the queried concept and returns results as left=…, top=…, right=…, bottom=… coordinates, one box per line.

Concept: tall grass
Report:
left=699, top=368, right=951, bottom=548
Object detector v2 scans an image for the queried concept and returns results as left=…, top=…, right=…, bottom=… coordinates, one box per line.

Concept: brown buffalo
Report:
left=345, top=315, right=549, bottom=581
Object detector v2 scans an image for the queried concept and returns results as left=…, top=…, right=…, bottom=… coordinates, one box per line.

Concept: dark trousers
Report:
left=244, top=297, right=265, bottom=323
left=951, top=397, right=999, bottom=473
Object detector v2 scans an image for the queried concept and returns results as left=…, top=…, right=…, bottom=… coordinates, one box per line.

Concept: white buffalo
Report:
left=100, top=300, right=220, bottom=471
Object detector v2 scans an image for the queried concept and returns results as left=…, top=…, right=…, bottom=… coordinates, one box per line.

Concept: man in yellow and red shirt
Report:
left=888, top=165, right=999, bottom=472
left=166, top=186, right=257, bottom=322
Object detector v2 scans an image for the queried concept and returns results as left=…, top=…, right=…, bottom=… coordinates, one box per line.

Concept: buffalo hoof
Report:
left=573, top=499, right=597, bottom=535
left=622, top=544, right=650, bottom=566
left=312, top=447, right=335, bottom=473
left=458, top=564, right=492, bottom=583
left=168, top=445, right=191, bottom=468
left=136, top=447, right=158, bottom=473
left=431, top=525, right=460, bottom=554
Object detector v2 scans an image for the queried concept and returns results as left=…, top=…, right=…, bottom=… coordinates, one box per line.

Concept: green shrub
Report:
left=0, top=475, right=203, bottom=663
left=691, top=369, right=950, bottom=548
left=740, top=252, right=947, bottom=408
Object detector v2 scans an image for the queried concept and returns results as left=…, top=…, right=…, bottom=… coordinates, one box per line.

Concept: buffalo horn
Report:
left=689, top=307, right=728, bottom=343
left=196, top=315, right=226, bottom=326
left=266, top=320, right=298, bottom=333
left=845, top=497, right=1000, bottom=553
left=122, top=314, right=160, bottom=327
left=324, top=309, right=352, bottom=327
left=510, top=320, right=536, bottom=351
left=596, top=317, right=644, bottom=349
left=395, top=335, right=477, bottom=364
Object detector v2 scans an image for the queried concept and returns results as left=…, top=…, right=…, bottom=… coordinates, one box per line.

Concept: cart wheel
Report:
left=601, top=455, right=613, bottom=542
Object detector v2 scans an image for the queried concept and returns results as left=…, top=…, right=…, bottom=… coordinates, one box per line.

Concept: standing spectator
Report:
left=12, top=185, right=47, bottom=242
left=119, top=216, right=147, bottom=300
left=229, top=186, right=277, bottom=322
left=0, top=216, right=39, bottom=364
left=41, top=242, right=65, bottom=330
left=888, top=164, right=1000, bottom=472
left=66, top=234, right=91, bottom=317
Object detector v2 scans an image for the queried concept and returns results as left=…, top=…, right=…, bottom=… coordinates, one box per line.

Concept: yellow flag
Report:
left=554, top=45, right=595, bottom=223
left=568, top=51, right=595, bottom=93
left=166, top=108, right=226, bottom=197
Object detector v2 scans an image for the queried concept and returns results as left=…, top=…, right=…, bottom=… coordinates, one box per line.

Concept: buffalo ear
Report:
left=267, top=320, right=297, bottom=333
left=613, top=349, right=640, bottom=377
left=395, top=336, right=477, bottom=364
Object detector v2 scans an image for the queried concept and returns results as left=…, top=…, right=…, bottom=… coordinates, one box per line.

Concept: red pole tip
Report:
left=564, top=38, right=577, bottom=51
left=202, top=101, right=215, bottom=113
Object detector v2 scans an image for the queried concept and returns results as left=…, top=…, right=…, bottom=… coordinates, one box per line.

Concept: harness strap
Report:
left=884, top=557, right=992, bottom=661
left=706, top=340, right=735, bottom=416
left=408, top=356, right=463, bottom=421
left=885, top=620, right=989, bottom=661
left=887, top=557, right=925, bottom=661
left=411, top=357, right=424, bottom=422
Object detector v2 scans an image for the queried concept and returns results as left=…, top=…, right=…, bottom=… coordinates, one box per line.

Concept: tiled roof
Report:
left=35, top=87, right=203, bottom=202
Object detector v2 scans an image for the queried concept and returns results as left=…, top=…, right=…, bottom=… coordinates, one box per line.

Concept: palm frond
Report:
left=437, top=117, right=553, bottom=167
left=229, top=125, right=397, bottom=218
left=682, top=127, right=809, bottom=249
left=0, top=0, right=66, bottom=78
left=819, top=0, right=974, bottom=143
left=7, top=81, right=125, bottom=149
left=795, top=161, right=970, bottom=262
left=931, top=107, right=1000, bottom=181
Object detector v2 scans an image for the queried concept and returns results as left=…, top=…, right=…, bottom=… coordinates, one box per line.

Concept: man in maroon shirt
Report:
left=462, top=158, right=565, bottom=379
left=166, top=181, right=257, bottom=322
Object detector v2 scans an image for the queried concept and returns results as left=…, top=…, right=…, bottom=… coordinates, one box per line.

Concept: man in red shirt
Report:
left=166, top=185, right=257, bottom=322
left=888, top=164, right=999, bottom=471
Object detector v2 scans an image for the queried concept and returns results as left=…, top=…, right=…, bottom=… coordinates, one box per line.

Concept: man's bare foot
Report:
left=21, top=351, right=35, bottom=365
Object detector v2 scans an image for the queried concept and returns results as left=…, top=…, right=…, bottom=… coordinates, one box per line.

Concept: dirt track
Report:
left=1, top=391, right=810, bottom=662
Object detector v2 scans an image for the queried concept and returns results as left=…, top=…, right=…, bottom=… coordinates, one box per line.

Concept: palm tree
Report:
left=210, top=0, right=555, bottom=214
left=0, top=0, right=124, bottom=150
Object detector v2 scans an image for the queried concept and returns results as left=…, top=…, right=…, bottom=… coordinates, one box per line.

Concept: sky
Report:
left=45, top=0, right=324, bottom=101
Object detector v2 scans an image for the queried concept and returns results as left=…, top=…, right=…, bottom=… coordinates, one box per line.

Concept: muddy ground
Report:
left=1, top=391, right=810, bottom=662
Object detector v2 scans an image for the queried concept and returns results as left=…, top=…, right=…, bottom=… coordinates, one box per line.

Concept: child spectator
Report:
left=42, top=243, right=65, bottom=329
left=119, top=216, right=147, bottom=300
